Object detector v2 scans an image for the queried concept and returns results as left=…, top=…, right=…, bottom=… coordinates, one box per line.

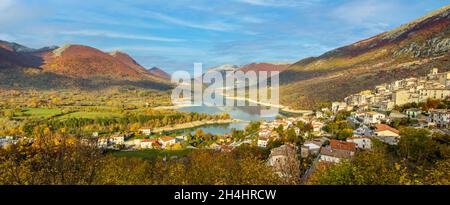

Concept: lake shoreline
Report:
left=152, top=118, right=243, bottom=133
left=153, top=95, right=313, bottom=115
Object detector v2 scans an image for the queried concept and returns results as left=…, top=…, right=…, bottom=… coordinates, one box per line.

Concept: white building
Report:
left=257, top=137, right=269, bottom=148
left=353, top=126, right=372, bottom=137
left=311, top=121, right=325, bottom=132
left=405, top=108, right=421, bottom=118
left=363, top=112, right=386, bottom=124
left=140, top=139, right=159, bottom=149
left=139, top=128, right=152, bottom=135
left=428, top=109, right=450, bottom=128
left=331, top=102, right=347, bottom=113
left=158, top=136, right=176, bottom=149
left=97, top=138, right=108, bottom=149
left=347, top=136, right=372, bottom=150
left=259, top=129, right=272, bottom=137
left=175, top=135, right=187, bottom=142
left=374, top=124, right=400, bottom=145
left=111, top=135, right=125, bottom=145
left=301, top=140, right=322, bottom=158
left=319, top=147, right=353, bottom=163
left=0, top=136, right=16, bottom=148
left=319, top=140, right=356, bottom=163
left=419, top=88, right=450, bottom=102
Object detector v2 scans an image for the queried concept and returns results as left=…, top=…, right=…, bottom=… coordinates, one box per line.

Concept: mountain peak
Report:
left=109, top=50, right=129, bottom=57
left=52, top=44, right=73, bottom=56
left=207, top=64, right=240, bottom=73
left=0, top=40, right=45, bottom=53
left=41, top=44, right=160, bottom=80
left=149, top=67, right=170, bottom=79
left=239, top=62, right=290, bottom=73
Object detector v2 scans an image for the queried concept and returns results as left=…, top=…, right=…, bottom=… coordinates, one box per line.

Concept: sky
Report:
left=1, top=0, right=449, bottom=74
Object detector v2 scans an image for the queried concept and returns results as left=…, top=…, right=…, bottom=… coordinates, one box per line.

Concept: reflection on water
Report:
left=165, top=122, right=247, bottom=136
left=176, top=104, right=279, bottom=135
left=178, top=105, right=277, bottom=121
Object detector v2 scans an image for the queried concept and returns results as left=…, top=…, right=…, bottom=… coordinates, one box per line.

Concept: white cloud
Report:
left=0, top=0, right=14, bottom=11
left=237, top=0, right=320, bottom=7
left=144, top=11, right=237, bottom=31
left=0, top=0, right=37, bottom=26
left=331, top=0, right=395, bottom=24
left=240, top=16, right=265, bottom=24
left=103, top=45, right=207, bottom=56
left=0, top=33, right=15, bottom=41
left=60, top=30, right=184, bottom=42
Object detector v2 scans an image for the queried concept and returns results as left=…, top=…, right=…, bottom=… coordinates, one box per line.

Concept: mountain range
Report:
left=205, top=62, right=290, bottom=76
left=0, top=5, right=449, bottom=108
left=0, top=42, right=171, bottom=90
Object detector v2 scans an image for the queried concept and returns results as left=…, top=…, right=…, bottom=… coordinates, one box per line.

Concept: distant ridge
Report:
left=149, top=67, right=171, bottom=79
left=239, top=62, right=290, bottom=73
left=0, top=42, right=172, bottom=90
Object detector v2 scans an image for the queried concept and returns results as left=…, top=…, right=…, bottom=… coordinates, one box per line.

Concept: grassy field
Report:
left=14, top=108, right=62, bottom=119
left=58, top=111, right=123, bottom=119
left=110, top=149, right=193, bottom=160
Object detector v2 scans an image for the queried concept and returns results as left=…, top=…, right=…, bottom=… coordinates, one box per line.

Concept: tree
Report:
left=337, top=128, right=353, bottom=140
left=286, top=127, right=303, bottom=145
left=0, top=134, right=102, bottom=185
left=308, top=150, right=404, bottom=185
left=398, top=128, right=437, bottom=166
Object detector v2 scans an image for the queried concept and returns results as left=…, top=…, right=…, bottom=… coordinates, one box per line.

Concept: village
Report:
left=0, top=68, right=449, bottom=180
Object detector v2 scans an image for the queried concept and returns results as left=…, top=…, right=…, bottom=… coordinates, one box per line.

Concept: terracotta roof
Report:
left=270, top=144, right=297, bottom=157
left=375, top=124, right=400, bottom=134
left=160, top=136, right=175, bottom=142
left=142, top=139, right=157, bottom=143
left=304, top=140, right=323, bottom=147
left=258, top=137, right=269, bottom=141
left=320, top=147, right=353, bottom=159
left=366, top=111, right=382, bottom=116
left=348, top=136, right=370, bottom=140
left=330, top=140, right=356, bottom=152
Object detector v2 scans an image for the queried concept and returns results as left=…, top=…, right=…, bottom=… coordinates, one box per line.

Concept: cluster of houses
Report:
left=130, top=136, right=179, bottom=149
left=294, top=69, right=449, bottom=165
left=256, top=109, right=401, bottom=168
left=331, top=68, right=449, bottom=130
left=345, top=107, right=449, bottom=129
left=95, top=128, right=181, bottom=150
left=207, top=133, right=251, bottom=152
left=262, top=70, right=446, bottom=168
left=300, top=123, right=401, bottom=163
left=342, top=68, right=450, bottom=112
left=96, top=132, right=135, bottom=149
left=257, top=117, right=325, bottom=148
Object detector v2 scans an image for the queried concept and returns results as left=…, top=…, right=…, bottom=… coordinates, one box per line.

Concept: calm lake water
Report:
left=175, top=104, right=279, bottom=135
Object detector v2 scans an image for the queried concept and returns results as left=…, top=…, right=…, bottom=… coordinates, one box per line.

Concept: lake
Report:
left=175, top=104, right=279, bottom=135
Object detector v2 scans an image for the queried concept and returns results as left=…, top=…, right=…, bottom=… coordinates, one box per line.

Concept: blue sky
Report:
left=0, top=0, right=449, bottom=74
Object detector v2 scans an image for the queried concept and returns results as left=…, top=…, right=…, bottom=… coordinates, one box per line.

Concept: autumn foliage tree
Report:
left=0, top=137, right=281, bottom=185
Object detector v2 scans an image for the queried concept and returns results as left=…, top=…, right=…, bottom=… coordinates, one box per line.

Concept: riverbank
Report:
left=222, top=95, right=313, bottom=115
left=152, top=118, right=242, bottom=133
left=153, top=103, right=192, bottom=110
left=154, top=96, right=313, bottom=115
